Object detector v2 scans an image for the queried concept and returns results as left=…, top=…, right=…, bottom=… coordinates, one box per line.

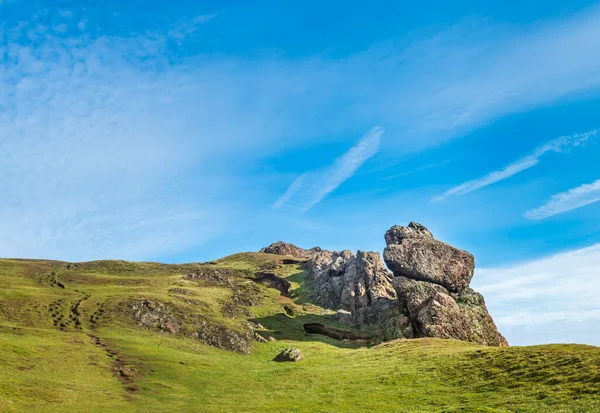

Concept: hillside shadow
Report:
left=281, top=267, right=315, bottom=305
left=253, top=312, right=374, bottom=349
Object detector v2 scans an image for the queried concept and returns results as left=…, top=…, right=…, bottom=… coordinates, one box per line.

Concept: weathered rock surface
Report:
left=383, top=222, right=475, bottom=292
left=129, top=299, right=255, bottom=353
left=273, top=348, right=304, bottom=362
left=306, top=249, right=399, bottom=332
left=386, top=223, right=507, bottom=347
left=396, top=281, right=507, bottom=347
left=130, top=300, right=180, bottom=334
left=453, top=288, right=508, bottom=347
left=193, top=321, right=253, bottom=354
left=384, top=221, right=433, bottom=244
left=260, top=241, right=318, bottom=259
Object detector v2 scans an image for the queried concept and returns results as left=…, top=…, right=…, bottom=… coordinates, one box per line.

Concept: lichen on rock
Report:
left=273, top=348, right=304, bottom=362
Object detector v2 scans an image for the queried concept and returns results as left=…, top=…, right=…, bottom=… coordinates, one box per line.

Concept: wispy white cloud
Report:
left=273, top=127, right=383, bottom=212
left=168, top=14, right=216, bottom=40
left=525, top=178, right=600, bottom=220
left=473, top=244, right=600, bottom=345
left=390, top=5, right=600, bottom=144
left=434, top=129, right=598, bottom=201
left=381, top=159, right=452, bottom=180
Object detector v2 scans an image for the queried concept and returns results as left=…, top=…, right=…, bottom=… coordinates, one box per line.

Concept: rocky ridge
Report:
left=260, top=241, right=321, bottom=259
left=261, top=222, right=507, bottom=346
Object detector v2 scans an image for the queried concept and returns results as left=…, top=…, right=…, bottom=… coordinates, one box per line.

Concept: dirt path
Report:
left=88, top=334, right=139, bottom=394
left=42, top=276, right=140, bottom=395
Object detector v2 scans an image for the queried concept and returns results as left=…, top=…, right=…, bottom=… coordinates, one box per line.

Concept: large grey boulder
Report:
left=383, top=222, right=474, bottom=292
left=392, top=276, right=508, bottom=346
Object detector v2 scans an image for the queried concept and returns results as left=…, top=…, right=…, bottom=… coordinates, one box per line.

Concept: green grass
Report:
left=0, top=255, right=599, bottom=412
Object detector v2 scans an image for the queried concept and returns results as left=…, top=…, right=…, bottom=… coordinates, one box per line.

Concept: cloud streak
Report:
left=525, top=178, right=600, bottom=219
left=273, top=127, right=383, bottom=212
left=473, top=244, right=600, bottom=345
left=435, top=129, right=598, bottom=200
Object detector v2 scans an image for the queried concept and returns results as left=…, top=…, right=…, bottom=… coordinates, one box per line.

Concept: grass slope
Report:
left=0, top=254, right=599, bottom=412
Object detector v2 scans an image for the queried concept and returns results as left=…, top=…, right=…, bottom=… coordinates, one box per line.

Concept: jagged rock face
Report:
left=306, top=250, right=399, bottom=330
left=383, top=222, right=475, bottom=293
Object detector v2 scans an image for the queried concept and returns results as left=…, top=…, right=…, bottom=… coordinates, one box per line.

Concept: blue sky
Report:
left=2, top=0, right=600, bottom=346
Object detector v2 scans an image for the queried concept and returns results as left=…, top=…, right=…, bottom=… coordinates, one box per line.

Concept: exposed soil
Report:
left=88, top=334, right=139, bottom=394
left=47, top=272, right=65, bottom=289
left=68, top=292, right=90, bottom=329
left=89, top=301, right=107, bottom=329
left=48, top=291, right=90, bottom=331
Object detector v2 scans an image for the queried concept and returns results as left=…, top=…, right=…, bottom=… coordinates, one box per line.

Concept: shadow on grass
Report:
left=282, top=267, right=315, bottom=305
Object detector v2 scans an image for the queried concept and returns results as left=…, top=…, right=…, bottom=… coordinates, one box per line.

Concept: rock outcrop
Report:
left=305, top=250, right=400, bottom=334
left=273, top=222, right=506, bottom=347
left=386, top=223, right=507, bottom=346
left=130, top=300, right=180, bottom=334
left=260, top=241, right=320, bottom=259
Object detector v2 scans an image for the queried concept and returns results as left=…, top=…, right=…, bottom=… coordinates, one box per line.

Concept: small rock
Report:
left=168, top=288, right=193, bottom=296
left=273, top=348, right=304, bottom=362
left=254, top=333, right=268, bottom=343
left=268, top=336, right=276, bottom=342
left=247, top=321, right=266, bottom=330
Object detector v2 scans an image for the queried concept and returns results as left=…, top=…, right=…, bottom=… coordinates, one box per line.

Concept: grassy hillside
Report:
left=0, top=254, right=599, bottom=412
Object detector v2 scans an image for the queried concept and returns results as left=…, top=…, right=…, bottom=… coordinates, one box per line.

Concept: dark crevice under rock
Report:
left=303, top=323, right=372, bottom=341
